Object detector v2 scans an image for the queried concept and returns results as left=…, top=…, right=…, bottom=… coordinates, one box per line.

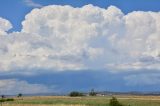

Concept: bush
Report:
left=6, top=98, right=14, bottom=101
left=0, top=99, right=5, bottom=102
left=69, top=91, right=84, bottom=97
left=0, top=98, right=14, bottom=102
left=109, top=97, right=124, bottom=106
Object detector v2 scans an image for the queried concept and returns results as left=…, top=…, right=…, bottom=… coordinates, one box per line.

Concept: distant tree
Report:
left=69, top=91, right=84, bottom=97
left=89, top=89, right=96, bottom=96
left=1, top=95, right=5, bottom=99
left=17, top=93, right=22, bottom=98
left=0, top=95, right=5, bottom=106
left=0, top=95, right=14, bottom=106
left=109, top=97, right=124, bottom=106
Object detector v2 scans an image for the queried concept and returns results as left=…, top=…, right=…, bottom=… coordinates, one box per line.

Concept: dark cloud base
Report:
left=1, top=70, right=160, bottom=94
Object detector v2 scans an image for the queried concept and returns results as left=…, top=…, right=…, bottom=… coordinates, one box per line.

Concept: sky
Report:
left=0, top=0, right=160, bottom=95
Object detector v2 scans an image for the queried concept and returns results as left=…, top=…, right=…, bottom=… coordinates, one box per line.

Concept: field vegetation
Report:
left=0, top=95, right=160, bottom=106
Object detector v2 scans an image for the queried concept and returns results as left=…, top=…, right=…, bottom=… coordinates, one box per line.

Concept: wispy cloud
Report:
left=24, top=0, right=43, bottom=8
left=0, top=79, right=53, bottom=95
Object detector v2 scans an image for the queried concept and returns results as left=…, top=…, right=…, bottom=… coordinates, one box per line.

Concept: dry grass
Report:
left=1, top=95, right=160, bottom=106
left=2, top=104, right=86, bottom=106
left=115, top=95, right=160, bottom=100
left=15, top=95, right=160, bottom=100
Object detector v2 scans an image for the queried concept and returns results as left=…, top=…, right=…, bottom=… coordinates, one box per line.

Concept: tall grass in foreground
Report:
left=1, top=96, right=160, bottom=106
left=2, top=104, right=87, bottom=106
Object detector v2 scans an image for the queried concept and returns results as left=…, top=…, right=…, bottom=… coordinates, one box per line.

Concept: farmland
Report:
left=1, top=95, right=160, bottom=106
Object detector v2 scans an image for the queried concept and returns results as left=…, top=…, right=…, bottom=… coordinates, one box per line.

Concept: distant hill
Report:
left=96, top=91, right=160, bottom=96
left=3, top=91, right=160, bottom=97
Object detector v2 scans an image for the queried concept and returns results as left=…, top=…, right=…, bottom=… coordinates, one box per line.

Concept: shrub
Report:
left=109, top=97, right=124, bottom=106
left=0, top=99, right=5, bottom=102
left=0, top=98, right=14, bottom=102
left=6, top=98, right=14, bottom=101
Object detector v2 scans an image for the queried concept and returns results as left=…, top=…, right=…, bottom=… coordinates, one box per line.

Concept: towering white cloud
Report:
left=0, top=4, right=159, bottom=73
left=108, top=11, right=160, bottom=70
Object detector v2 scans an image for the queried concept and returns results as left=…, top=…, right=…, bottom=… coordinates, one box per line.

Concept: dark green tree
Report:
left=0, top=95, right=5, bottom=106
left=69, top=91, right=84, bottom=97
left=1, top=95, right=5, bottom=99
left=89, top=89, right=96, bottom=96
left=17, top=93, right=22, bottom=98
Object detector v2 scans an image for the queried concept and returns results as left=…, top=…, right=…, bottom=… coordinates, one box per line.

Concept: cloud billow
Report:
left=0, top=4, right=160, bottom=73
left=0, top=17, right=12, bottom=35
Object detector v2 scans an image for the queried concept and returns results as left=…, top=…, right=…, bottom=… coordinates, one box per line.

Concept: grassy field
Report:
left=1, top=95, right=160, bottom=106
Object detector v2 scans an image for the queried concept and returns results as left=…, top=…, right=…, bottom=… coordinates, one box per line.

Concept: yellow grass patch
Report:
left=2, top=104, right=86, bottom=106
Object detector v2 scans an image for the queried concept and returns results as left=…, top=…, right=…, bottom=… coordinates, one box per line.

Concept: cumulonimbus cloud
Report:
left=0, top=4, right=160, bottom=73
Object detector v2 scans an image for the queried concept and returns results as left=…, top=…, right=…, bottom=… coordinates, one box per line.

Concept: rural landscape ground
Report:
left=1, top=95, right=160, bottom=106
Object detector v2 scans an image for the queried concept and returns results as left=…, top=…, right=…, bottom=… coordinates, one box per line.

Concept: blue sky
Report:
left=0, top=0, right=160, bottom=95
